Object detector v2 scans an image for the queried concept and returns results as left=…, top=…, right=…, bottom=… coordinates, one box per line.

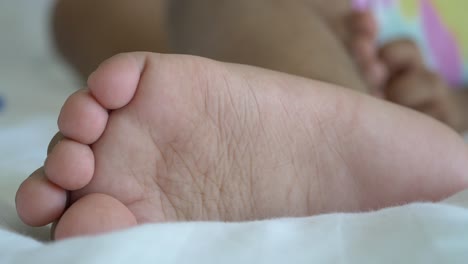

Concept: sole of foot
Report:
left=16, top=52, right=468, bottom=240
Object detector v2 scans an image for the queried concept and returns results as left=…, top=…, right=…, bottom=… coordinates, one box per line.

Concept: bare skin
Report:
left=15, top=1, right=468, bottom=239
left=377, top=39, right=468, bottom=132
left=52, top=0, right=170, bottom=77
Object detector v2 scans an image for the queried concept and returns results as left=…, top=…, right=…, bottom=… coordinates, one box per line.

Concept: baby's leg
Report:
left=53, top=0, right=169, bottom=77
left=168, top=0, right=370, bottom=93
left=54, top=0, right=378, bottom=94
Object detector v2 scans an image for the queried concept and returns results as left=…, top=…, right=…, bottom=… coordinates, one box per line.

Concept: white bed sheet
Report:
left=1, top=192, right=468, bottom=264
left=1, top=1, right=468, bottom=263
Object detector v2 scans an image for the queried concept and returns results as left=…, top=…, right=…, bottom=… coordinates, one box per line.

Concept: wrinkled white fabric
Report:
left=1, top=193, right=468, bottom=264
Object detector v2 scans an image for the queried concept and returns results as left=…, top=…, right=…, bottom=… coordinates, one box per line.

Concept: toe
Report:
left=386, top=69, right=441, bottom=107
left=349, top=11, right=378, bottom=40
left=379, top=39, right=425, bottom=75
left=347, top=11, right=386, bottom=92
left=362, top=59, right=389, bottom=91
left=58, top=89, right=109, bottom=145
left=352, top=36, right=376, bottom=65
left=54, top=193, right=137, bottom=240
left=16, top=168, right=68, bottom=227
left=351, top=37, right=388, bottom=92
left=385, top=69, right=463, bottom=129
left=88, top=52, right=149, bottom=110
left=45, top=139, right=95, bottom=191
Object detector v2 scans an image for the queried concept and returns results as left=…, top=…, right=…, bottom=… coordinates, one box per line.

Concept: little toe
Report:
left=54, top=193, right=137, bottom=240
left=16, top=168, right=68, bottom=227
left=58, top=89, right=109, bottom=145
left=379, top=39, right=425, bottom=75
left=385, top=69, right=463, bottom=130
left=45, top=139, right=94, bottom=191
left=386, top=69, right=441, bottom=107
left=88, top=52, right=148, bottom=110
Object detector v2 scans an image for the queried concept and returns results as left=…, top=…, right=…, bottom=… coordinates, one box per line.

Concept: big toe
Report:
left=16, top=168, right=68, bottom=227
left=54, top=193, right=137, bottom=240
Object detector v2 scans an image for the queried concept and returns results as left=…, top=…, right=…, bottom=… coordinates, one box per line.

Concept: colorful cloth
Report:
left=353, top=0, right=468, bottom=87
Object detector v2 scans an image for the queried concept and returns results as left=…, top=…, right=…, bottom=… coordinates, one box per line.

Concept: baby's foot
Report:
left=379, top=40, right=463, bottom=131
left=347, top=10, right=388, bottom=95
left=16, top=53, right=468, bottom=240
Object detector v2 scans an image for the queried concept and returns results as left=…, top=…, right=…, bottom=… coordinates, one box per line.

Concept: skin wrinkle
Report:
left=190, top=60, right=218, bottom=118
left=314, top=94, right=351, bottom=177
left=304, top=158, right=314, bottom=215
left=276, top=97, right=304, bottom=213
left=213, top=75, right=253, bottom=219
left=296, top=122, right=322, bottom=213
left=245, top=80, right=267, bottom=138
left=212, top=137, right=235, bottom=212
left=307, top=116, right=328, bottom=213
left=155, top=140, right=197, bottom=220
left=246, top=79, right=300, bottom=217
left=143, top=120, right=175, bottom=221
left=224, top=138, right=245, bottom=219
left=202, top=85, right=238, bottom=219
left=247, top=151, right=258, bottom=219
left=195, top=146, right=222, bottom=219
left=238, top=86, right=260, bottom=219
left=237, top=137, right=256, bottom=220
left=144, top=137, right=183, bottom=221
left=241, top=92, right=267, bottom=218
left=228, top=107, right=256, bottom=219
left=90, top=118, right=144, bottom=204
left=287, top=97, right=330, bottom=212
left=217, top=158, right=237, bottom=221
left=332, top=95, right=369, bottom=210
left=215, top=138, right=238, bottom=220
left=167, top=144, right=205, bottom=214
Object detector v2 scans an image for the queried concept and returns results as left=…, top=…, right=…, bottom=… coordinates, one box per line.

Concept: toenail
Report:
left=48, top=133, right=65, bottom=155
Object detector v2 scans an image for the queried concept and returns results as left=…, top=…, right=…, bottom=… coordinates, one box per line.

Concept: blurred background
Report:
left=0, top=0, right=78, bottom=123
left=0, top=0, right=78, bottom=239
